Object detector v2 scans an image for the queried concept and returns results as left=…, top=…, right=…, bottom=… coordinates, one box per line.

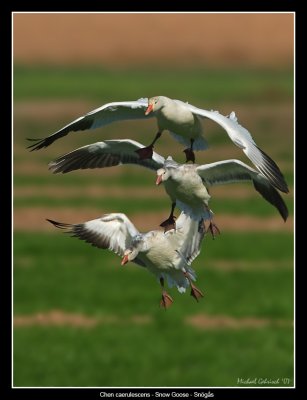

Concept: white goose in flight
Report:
left=28, top=96, right=288, bottom=193
left=47, top=211, right=205, bottom=309
left=48, top=139, right=289, bottom=234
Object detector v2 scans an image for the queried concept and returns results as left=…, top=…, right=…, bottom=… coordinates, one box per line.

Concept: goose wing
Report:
left=47, top=213, right=139, bottom=257
left=28, top=98, right=151, bottom=151
left=196, top=159, right=288, bottom=221
left=181, top=102, right=289, bottom=193
left=165, top=212, right=206, bottom=265
left=48, top=139, right=165, bottom=174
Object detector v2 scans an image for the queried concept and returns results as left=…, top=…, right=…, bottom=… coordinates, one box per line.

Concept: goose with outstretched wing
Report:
left=47, top=211, right=205, bottom=309
left=48, top=139, right=288, bottom=235
left=28, top=96, right=288, bottom=193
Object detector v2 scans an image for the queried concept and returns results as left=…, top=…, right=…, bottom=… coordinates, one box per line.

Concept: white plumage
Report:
left=47, top=211, right=206, bottom=308
left=28, top=96, right=288, bottom=193
left=48, top=139, right=288, bottom=233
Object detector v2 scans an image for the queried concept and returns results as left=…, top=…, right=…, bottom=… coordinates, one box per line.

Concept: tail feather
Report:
left=169, top=131, right=209, bottom=150
left=176, top=200, right=213, bottom=221
left=163, top=267, right=196, bottom=294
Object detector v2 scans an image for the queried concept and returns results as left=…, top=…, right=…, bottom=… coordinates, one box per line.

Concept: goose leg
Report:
left=135, top=132, right=162, bottom=160
left=159, top=277, right=174, bottom=309
left=160, top=202, right=177, bottom=232
left=208, top=221, right=220, bottom=239
left=184, top=272, right=204, bottom=302
left=205, top=206, right=221, bottom=239
left=183, top=139, right=195, bottom=163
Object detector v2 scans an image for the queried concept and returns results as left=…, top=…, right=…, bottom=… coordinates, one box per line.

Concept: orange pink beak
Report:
left=145, top=104, right=153, bottom=115
left=156, top=174, right=163, bottom=185
left=121, top=254, right=129, bottom=265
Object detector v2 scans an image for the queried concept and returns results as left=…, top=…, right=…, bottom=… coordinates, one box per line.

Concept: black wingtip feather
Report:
left=252, top=180, right=289, bottom=222
left=27, top=118, right=94, bottom=151
left=46, top=219, right=71, bottom=229
left=27, top=137, right=56, bottom=151
left=256, top=145, right=289, bottom=193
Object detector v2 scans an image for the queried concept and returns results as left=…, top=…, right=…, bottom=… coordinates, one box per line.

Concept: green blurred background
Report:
left=13, top=13, right=294, bottom=387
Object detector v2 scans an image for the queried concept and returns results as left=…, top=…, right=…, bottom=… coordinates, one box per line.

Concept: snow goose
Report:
left=156, top=157, right=288, bottom=236
left=48, top=139, right=288, bottom=235
left=47, top=212, right=205, bottom=309
left=28, top=96, right=288, bottom=193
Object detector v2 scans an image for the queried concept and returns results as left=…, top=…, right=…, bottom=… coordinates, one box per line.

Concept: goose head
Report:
left=156, top=156, right=178, bottom=185
left=156, top=167, right=172, bottom=185
left=121, top=247, right=139, bottom=265
left=145, top=96, right=167, bottom=115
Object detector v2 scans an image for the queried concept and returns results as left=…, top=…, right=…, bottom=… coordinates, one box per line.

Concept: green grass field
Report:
left=13, top=66, right=294, bottom=387
left=14, top=66, right=293, bottom=103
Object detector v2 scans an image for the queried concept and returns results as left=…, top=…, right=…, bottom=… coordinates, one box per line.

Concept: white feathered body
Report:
left=136, top=231, right=182, bottom=272
left=156, top=99, right=202, bottom=136
left=131, top=223, right=198, bottom=293
left=154, top=97, right=207, bottom=150
left=163, top=165, right=212, bottom=220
